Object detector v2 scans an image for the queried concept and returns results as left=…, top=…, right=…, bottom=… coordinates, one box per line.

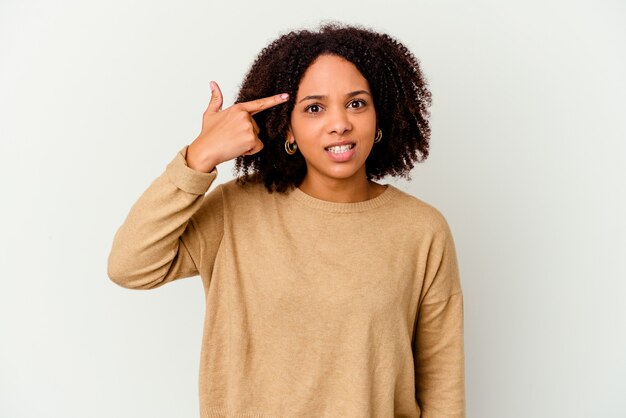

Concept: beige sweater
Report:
left=107, top=145, right=465, bottom=418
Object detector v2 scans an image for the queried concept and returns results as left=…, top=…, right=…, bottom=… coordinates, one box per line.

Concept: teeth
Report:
left=327, top=144, right=353, bottom=153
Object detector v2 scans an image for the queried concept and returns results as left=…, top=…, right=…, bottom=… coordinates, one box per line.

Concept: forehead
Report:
left=296, top=55, right=370, bottom=96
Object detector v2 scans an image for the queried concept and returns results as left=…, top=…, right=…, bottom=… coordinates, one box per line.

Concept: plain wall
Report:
left=1, top=0, right=624, bottom=417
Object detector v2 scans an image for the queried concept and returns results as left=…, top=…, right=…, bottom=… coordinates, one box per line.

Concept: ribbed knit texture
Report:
left=107, top=145, right=466, bottom=418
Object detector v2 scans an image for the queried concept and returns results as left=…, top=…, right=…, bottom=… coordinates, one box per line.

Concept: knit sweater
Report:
left=107, top=145, right=465, bottom=418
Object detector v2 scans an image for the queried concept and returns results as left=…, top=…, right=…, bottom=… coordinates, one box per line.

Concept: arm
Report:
left=107, top=145, right=224, bottom=290
left=413, top=222, right=466, bottom=417
left=107, top=80, right=289, bottom=290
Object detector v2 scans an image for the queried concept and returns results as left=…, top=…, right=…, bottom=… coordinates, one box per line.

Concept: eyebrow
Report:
left=297, top=90, right=371, bottom=103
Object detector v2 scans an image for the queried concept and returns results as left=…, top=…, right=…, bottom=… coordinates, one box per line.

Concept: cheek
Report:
left=291, top=116, right=323, bottom=139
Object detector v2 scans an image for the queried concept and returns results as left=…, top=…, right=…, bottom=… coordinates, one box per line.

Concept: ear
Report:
left=286, top=126, right=295, bottom=143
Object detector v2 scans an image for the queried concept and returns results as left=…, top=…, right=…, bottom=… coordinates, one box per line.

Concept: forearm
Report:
left=107, top=146, right=218, bottom=289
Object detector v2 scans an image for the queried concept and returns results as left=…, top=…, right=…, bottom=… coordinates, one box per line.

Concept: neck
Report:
left=298, top=173, right=386, bottom=203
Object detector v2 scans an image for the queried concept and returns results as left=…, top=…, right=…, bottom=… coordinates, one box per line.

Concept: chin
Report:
left=326, top=166, right=367, bottom=180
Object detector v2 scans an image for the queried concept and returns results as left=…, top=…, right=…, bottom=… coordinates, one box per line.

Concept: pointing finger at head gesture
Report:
left=187, top=87, right=290, bottom=173
left=238, top=93, right=290, bottom=115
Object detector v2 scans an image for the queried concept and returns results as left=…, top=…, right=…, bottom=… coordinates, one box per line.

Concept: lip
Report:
left=324, top=140, right=355, bottom=149
left=324, top=142, right=356, bottom=162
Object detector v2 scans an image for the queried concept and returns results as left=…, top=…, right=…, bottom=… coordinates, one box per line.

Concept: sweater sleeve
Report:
left=107, top=145, right=224, bottom=290
left=413, top=220, right=466, bottom=417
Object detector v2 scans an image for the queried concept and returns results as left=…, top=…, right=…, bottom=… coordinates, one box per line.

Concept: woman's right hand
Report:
left=186, top=81, right=290, bottom=173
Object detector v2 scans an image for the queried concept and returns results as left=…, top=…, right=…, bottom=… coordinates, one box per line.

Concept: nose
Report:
left=326, top=106, right=352, bottom=135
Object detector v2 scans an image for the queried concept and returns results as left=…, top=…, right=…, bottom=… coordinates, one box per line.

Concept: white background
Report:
left=1, top=0, right=624, bottom=417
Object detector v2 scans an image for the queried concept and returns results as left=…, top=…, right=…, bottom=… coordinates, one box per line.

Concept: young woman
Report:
left=108, top=23, right=465, bottom=418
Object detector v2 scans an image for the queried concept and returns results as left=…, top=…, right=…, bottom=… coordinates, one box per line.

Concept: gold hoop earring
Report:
left=285, top=139, right=298, bottom=155
left=374, top=128, right=383, bottom=143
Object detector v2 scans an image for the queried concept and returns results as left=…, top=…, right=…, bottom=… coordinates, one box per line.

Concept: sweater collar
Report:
left=288, top=184, right=399, bottom=213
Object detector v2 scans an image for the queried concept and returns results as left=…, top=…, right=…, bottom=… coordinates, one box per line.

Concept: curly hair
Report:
left=233, top=22, right=432, bottom=193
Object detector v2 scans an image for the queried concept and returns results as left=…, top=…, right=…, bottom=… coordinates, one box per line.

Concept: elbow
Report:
left=107, top=244, right=135, bottom=288
left=107, top=268, right=135, bottom=289
left=107, top=260, right=140, bottom=289
left=107, top=268, right=164, bottom=290
left=107, top=253, right=164, bottom=290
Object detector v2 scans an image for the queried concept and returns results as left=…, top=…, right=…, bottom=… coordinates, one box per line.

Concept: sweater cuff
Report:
left=165, top=145, right=218, bottom=195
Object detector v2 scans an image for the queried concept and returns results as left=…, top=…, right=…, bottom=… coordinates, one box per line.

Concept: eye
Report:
left=348, top=99, right=366, bottom=109
left=304, top=104, right=322, bottom=113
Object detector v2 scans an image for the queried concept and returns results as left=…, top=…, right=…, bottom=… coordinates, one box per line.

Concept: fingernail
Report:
left=210, top=81, right=215, bottom=92
left=280, top=93, right=289, bottom=100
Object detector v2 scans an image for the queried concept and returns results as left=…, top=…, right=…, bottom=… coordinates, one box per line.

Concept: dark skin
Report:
left=186, top=81, right=289, bottom=173
left=187, top=56, right=387, bottom=203
left=286, top=54, right=387, bottom=203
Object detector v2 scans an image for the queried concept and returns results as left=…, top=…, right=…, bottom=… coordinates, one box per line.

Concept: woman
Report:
left=108, top=22, right=465, bottom=418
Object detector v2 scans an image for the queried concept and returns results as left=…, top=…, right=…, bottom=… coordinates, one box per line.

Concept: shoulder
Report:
left=220, top=175, right=271, bottom=199
left=386, top=185, right=452, bottom=235
left=195, top=175, right=268, bottom=213
left=217, top=175, right=283, bottom=215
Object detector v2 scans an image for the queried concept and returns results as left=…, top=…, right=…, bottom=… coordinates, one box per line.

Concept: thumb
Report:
left=206, top=81, right=223, bottom=113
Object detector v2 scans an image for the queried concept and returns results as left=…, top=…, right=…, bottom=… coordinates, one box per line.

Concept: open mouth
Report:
left=325, top=143, right=355, bottom=153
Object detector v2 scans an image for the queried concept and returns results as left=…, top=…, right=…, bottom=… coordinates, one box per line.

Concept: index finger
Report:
left=239, top=93, right=290, bottom=115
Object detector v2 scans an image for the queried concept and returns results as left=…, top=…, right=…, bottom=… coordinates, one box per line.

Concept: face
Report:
left=287, top=54, right=377, bottom=185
